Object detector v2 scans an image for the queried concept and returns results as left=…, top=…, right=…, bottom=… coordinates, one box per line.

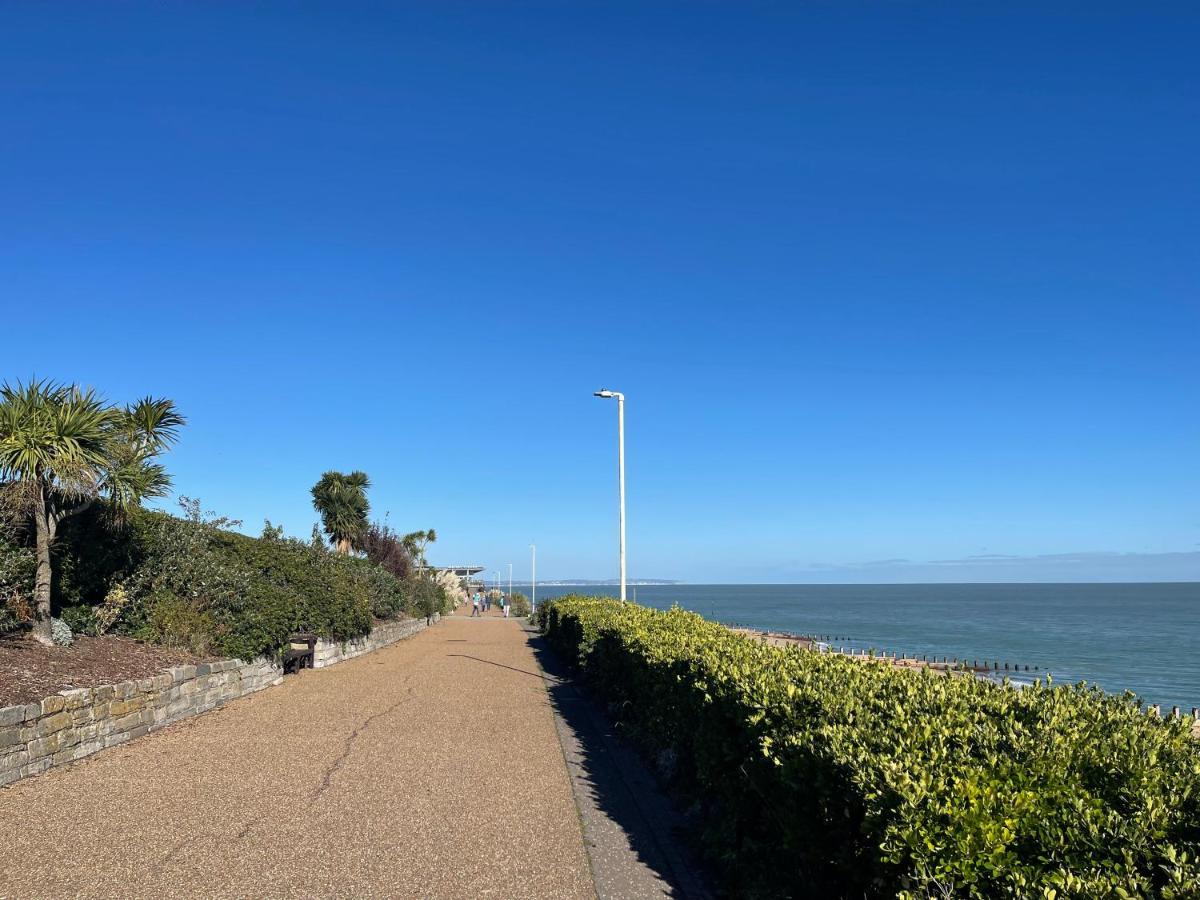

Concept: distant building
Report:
left=419, top=564, right=486, bottom=592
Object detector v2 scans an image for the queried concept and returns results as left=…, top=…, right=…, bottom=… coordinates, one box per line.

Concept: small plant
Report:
left=508, top=591, right=532, bottom=617
left=408, top=574, right=447, bottom=623
left=50, top=616, right=74, bottom=646
left=60, top=604, right=98, bottom=636
left=141, top=591, right=213, bottom=654
left=0, top=517, right=36, bottom=633
left=94, top=582, right=131, bottom=635
left=0, top=598, right=26, bottom=634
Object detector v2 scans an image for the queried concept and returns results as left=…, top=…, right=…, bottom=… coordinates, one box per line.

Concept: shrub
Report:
left=358, top=562, right=409, bottom=619
left=407, top=575, right=447, bottom=622
left=361, top=521, right=414, bottom=581
left=59, top=604, right=98, bottom=636
left=48, top=502, right=420, bottom=661
left=541, top=597, right=1200, bottom=899
left=508, top=591, right=531, bottom=617
left=430, top=568, right=466, bottom=607
left=0, top=533, right=35, bottom=635
left=49, top=617, right=73, bottom=646
left=122, top=506, right=253, bottom=646
left=94, top=582, right=131, bottom=635
left=140, top=590, right=216, bottom=655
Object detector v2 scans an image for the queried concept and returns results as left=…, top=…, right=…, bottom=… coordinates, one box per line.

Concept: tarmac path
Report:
left=0, top=613, right=594, bottom=899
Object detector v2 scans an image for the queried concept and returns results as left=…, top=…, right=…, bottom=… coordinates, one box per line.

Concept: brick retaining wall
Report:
left=0, top=615, right=436, bottom=788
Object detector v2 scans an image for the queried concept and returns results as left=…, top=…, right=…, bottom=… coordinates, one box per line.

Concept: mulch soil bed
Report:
left=0, top=633, right=219, bottom=707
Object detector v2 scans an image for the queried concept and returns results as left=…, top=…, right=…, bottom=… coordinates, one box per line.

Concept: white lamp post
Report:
left=593, top=389, right=626, bottom=602
left=530, top=543, right=536, bottom=616
left=507, top=563, right=513, bottom=603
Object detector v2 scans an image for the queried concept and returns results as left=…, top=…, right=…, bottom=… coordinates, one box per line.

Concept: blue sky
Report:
left=2, top=3, right=1197, bottom=582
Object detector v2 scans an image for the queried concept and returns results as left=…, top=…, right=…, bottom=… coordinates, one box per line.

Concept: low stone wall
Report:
left=314, top=614, right=438, bottom=668
left=0, top=657, right=281, bottom=787
left=0, top=615, right=436, bottom=788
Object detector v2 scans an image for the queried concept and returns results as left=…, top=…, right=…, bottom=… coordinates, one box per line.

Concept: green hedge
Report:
left=40, top=507, right=438, bottom=660
left=540, top=597, right=1200, bottom=899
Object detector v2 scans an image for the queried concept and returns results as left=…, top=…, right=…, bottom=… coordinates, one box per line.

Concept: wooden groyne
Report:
left=726, top=626, right=1038, bottom=677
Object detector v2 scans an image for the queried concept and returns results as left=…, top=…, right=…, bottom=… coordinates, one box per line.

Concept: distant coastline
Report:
left=515, top=579, right=681, bottom=586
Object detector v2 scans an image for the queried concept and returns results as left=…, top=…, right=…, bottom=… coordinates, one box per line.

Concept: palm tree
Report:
left=402, top=528, right=438, bottom=566
left=0, top=380, right=184, bottom=644
left=310, top=471, right=370, bottom=554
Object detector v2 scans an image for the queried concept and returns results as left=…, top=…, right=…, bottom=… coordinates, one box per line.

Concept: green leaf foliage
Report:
left=310, top=470, right=370, bottom=554
left=45, top=505, right=431, bottom=660
left=539, top=597, right=1200, bottom=899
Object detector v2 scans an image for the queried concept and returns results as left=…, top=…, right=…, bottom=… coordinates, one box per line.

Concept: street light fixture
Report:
left=593, top=389, right=626, bottom=602
left=530, top=544, right=537, bottom=616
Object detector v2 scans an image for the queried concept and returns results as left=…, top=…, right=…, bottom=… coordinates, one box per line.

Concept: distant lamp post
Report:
left=530, top=543, right=537, bottom=616
left=593, top=389, right=626, bottom=602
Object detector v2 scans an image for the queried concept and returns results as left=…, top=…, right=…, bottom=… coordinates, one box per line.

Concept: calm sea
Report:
left=528, top=583, right=1200, bottom=712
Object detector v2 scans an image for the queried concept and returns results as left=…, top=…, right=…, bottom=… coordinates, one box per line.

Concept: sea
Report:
left=527, top=583, right=1200, bottom=713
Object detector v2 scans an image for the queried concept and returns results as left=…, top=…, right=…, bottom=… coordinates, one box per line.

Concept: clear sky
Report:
left=3, top=3, right=1197, bottom=583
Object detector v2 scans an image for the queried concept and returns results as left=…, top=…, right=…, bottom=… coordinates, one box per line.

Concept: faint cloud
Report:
left=787, top=550, right=1200, bottom=583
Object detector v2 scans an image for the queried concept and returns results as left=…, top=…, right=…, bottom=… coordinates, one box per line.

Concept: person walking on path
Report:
left=471, top=594, right=480, bottom=617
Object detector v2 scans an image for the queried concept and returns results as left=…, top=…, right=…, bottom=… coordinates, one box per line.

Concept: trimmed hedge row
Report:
left=540, top=597, right=1200, bottom=899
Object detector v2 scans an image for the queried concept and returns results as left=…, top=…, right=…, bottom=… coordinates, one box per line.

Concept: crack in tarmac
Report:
left=152, top=683, right=416, bottom=874
left=310, top=685, right=415, bottom=804
left=12, top=620, right=597, bottom=898
left=151, top=836, right=192, bottom=874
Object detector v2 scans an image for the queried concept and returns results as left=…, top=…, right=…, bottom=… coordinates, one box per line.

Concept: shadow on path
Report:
left=447, top=653, right=560, bottom=682
left=521, top=624, right=714, bottom=900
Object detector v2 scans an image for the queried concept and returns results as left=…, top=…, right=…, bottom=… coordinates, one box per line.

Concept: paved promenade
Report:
left=0, top=614, right=594, bottom=899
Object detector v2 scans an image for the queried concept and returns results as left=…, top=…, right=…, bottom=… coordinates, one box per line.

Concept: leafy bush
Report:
left=361, top=521, right=415, bottom=581
left=140, top=590, right=216, bottom=654
left=541, top=597, right=1200, bottom=899
left=0, top=532, right=35, bottom=634
left=47, top=502, right=421, bottom=661
left=508, top=591, right=531, bottom=617
left=49, top=617, right=73, bottom=646
left=406, top=575, right=448, bottom=621
left=94, top=582, right=130, bottom=635
left=359, top=563, right=409, bottom=620
left=59, top=604, right=98, bottom=636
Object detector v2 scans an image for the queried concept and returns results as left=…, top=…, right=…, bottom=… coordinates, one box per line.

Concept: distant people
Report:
left=503, top=597, right=510, bottom=619
left=471, top=594, right=480, bottom=617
